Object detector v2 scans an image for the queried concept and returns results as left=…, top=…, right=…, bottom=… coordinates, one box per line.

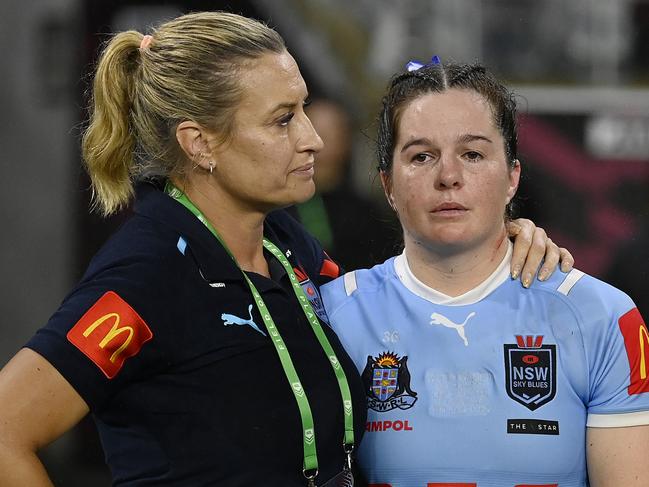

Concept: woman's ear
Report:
left=176, top=121, right=211, bottom=170
left=380, top=171, right=397, bottom=212
left=506, top=159, right=522, bottom=204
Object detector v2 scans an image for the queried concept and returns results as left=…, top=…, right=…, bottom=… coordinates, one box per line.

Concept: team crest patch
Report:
left=504, top=335, right=557, bottom=411
left=361, top=352, right=417, bottom=412
left=293, top=267, right=329, bottom=324
left=67, top=291, right=153, bottom=379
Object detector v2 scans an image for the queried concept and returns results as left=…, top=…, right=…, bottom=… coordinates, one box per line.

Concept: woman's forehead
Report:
left=397, top=89, right=498, bottom=140
left=236, top=51, right=307, bottom=114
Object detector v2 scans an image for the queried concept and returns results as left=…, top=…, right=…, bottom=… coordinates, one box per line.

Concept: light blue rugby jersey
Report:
left=321, top=244, right=649, bottom=487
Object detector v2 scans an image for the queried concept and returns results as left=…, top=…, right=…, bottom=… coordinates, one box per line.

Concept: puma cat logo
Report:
left=221, top=304, right=266, bottom=336
left=429, top=312, right=476, bottom=346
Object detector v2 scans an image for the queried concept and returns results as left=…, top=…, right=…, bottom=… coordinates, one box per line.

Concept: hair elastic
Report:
left=140, top=35, right=153, bottom=50
left=405, top=55, right=441, bottom=72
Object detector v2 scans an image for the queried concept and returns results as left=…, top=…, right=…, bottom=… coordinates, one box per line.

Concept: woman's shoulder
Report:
left=321, top=258, right=397, bottom=309
left=539, top=268, right=634, bottom=308
left=534, top=268, right=639, bottom=331
left=265, top=208, right=342, bottom=284
left=82, top=213, right=186, bottom=283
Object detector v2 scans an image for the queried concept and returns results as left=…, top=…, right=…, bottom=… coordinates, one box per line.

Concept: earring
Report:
left=208, top=161, right=214, bottom=174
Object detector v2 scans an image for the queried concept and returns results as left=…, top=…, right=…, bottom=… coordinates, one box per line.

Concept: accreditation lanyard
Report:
left=166, top=184, right=354, bottom=484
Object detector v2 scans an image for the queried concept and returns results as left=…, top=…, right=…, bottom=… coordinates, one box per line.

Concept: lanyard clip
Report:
left=343, top=443, right=354, bottom=471
left=304, top=468, right=318, bottom=487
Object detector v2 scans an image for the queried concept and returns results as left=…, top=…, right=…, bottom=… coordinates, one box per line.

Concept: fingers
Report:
left=518, top=224, right=549, bottom=288
left=537, top=243, right=574, bottom=279
left=509, top=218, right=576, bottom=288
left=508, top=218, right=535, bottom=282
left=506, top=220, right=522, bottom=237
left=537, top=238, right=559, bottom=282
left=559, top=247, right=575, bottom=273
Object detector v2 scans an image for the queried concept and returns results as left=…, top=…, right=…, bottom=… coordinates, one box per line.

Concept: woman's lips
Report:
left=431, top=202, right=468, bottom=216
left=291, top=162, right=315, bottom=177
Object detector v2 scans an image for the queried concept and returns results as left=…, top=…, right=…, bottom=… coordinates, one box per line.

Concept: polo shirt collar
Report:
left=133, top=181, right=293, bottom=285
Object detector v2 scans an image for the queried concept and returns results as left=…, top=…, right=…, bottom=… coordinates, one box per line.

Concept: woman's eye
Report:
left=278, top=113, right=295, bottom=127
left=464, top=151, right=483, bottom=162
left=412, top=153, right=431, bottom=164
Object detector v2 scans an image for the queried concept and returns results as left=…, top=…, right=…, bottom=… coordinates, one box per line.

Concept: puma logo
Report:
left=429, top=312, right=476, bottom=346
left=221, top=304, right=266, bottom=336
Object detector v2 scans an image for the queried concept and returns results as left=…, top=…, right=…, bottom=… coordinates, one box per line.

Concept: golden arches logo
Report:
left=639, top=323, right=649, bottom=380
left=82, top=312, right=134, bottom=364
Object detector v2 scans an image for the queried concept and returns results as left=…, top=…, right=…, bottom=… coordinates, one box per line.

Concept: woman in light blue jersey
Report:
left=321, top=60, right=649, bottom=487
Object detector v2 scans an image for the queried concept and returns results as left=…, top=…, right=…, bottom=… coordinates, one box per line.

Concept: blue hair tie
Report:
left=405, top=55, right=441, bottom=72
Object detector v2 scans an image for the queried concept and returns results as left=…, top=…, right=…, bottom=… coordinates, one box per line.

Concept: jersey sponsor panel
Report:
left=365, top=419, right=413, bottom=432
left=618, top=307, right=649, bottom=395
left=507, top=419, right=559, bottom=435
left=66, top=291, right=153, bottom=379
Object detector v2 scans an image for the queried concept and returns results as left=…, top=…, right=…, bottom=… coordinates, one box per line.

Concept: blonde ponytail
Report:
left=82, top=31, right=141, bottom=215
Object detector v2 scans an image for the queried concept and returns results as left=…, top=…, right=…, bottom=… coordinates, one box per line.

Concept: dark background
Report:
left=1, top=0, right=648, bottom=484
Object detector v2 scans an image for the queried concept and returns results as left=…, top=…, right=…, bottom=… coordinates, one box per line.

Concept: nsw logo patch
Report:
left=504, top=335, right=556, bottom=411
left=293, top=266, right=329, bottom=324
left=361, top=351, right=417, bottom=412
left=67, top=291, right=153, bottom=379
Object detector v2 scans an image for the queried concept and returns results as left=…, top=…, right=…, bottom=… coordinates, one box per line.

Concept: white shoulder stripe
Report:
left=587, top=410, right=649, bottom=428
left=343, top=271, right=358, bottom=296
left=557, top=269, right=585, bottom=296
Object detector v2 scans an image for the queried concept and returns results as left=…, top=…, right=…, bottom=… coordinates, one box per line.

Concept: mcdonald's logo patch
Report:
left=618, top=307, right=649, bottom=395
left=67, top=291, right=153, bottom=379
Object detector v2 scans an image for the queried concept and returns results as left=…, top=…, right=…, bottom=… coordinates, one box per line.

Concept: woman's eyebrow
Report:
left=457, top=134, right=493, bottom=144
left=400, top=137, right=433, bottom=153
left=267, top=93, right=310, bottom=116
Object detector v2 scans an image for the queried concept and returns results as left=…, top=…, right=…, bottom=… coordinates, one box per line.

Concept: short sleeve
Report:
left=26, top=266, right=171, bottom=411
left=572, top=277, right=649, bottom=426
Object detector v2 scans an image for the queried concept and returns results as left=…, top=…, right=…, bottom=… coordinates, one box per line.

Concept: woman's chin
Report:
left=291, top=183, right=317, bottom=205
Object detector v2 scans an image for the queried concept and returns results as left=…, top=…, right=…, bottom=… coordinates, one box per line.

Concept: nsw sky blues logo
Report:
left=504, top=335, right=557, bottom=411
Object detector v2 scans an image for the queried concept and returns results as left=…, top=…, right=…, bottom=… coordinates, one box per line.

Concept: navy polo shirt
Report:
left=27, top=182, right=366, bottom=486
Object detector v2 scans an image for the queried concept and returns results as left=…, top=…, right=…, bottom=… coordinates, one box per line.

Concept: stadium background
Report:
left=1, top=0, right=648, bottom=483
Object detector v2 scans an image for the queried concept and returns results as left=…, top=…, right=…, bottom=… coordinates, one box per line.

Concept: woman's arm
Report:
left=587, top=425, right=649, bottom=486
left=507, top=218, right=574, bottom=287
left=0, top=348, right=89, bottom=486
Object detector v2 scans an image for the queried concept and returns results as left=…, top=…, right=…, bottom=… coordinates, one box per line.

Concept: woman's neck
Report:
left=174, top=177, right=270, bottom=277
left=404, top=230, right=509, bottom=297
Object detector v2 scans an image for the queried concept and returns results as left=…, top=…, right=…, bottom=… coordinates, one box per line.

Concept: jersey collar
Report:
left=393, top=242, right=512, bottom=306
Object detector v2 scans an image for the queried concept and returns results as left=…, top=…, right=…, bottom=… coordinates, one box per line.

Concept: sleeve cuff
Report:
left=587, top=410, right=649, bottom=428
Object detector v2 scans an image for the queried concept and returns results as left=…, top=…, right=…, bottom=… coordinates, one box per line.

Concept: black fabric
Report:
left=291, top=186, right=402, bottom=271
left=607, top=225, right=649, bottom=319
left=27, top=182, right=366, bottom=486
